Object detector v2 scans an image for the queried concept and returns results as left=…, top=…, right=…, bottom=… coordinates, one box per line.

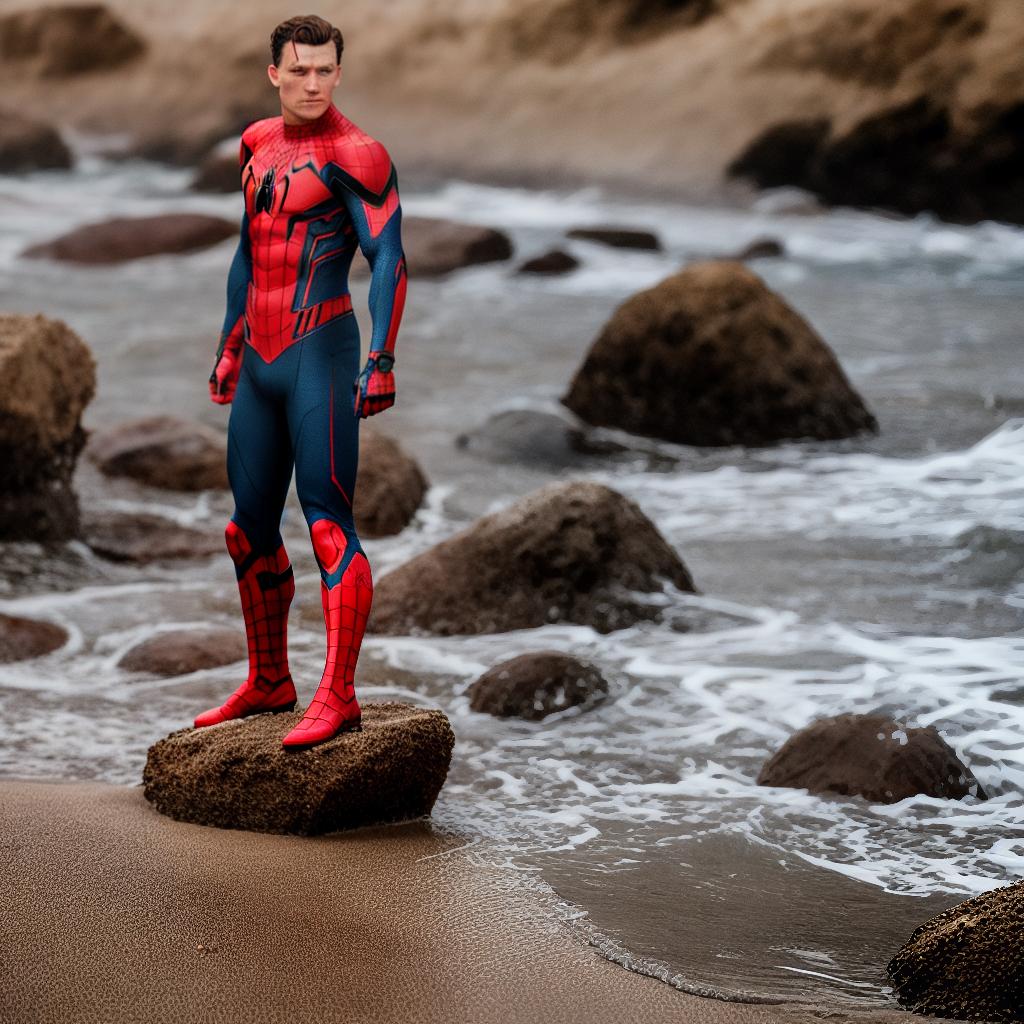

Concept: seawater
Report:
left=1, top=152, right=1022, bottom=1007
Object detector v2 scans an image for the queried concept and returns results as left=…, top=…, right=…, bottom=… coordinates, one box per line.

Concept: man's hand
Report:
left=353, top=352, right=396, bottom=418
left=209, top=342, right=242, bottom=405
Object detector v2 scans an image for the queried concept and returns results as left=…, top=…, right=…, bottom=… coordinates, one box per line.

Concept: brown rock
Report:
left=83, top=511, right=222, bottom=563
left=887, top=879, right=1024, bottom=1022
left=0, top=110, right=71, bottom=172
left=401, top=216, right=513, bottom=277
left=495, top=0, right=725, bottom=63
left=86, top=415, right=228, bottom=491
left=566, top=226, right=662, bottom=250
left=518, top=249, right=580, bottom=275
left=562, top=260, right=877, bottom=446
left=143, top=702, right=455, bottom=835
left=0, top=4, right=145, bottom=77
left=118, top=628, right=246, bottom=677
left=0, top=314, right=96, bottom=541
left=191, top=150, right=241, bottom=193
left=468, top=651, right=609, bottom=720
left=757, top=712, right=987, bottom=803
left=24, top=214, right=238, bottom=264
left=355, top=429, right=428, bottom=539
left=369, top=480, right=695, bottom=636
left=0, top=613, right=67, bottom=663
left=756, top=0, right=987, bottom=89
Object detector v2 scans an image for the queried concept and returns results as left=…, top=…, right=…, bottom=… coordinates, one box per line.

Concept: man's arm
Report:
left=329, top=143, right=408, bottom=417
left=210, top=136, right=254, bottom=405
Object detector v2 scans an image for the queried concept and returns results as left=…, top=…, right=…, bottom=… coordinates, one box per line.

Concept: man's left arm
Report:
left=332, top=144, right=408, bottom=418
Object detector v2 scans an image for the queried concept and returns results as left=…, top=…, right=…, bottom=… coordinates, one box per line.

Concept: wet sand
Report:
left=0, top=778, right=927, bottom=1024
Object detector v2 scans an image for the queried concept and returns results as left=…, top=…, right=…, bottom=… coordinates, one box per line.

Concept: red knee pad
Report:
left=310, top=518, right=347, bottom=575
left=225, top=520, right=252, bottom=565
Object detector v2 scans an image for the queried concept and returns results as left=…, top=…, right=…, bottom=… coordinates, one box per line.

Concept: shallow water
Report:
left=1, top=151, right=1022, bottom=1007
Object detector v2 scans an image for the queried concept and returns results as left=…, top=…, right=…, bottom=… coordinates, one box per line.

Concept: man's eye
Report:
left=319, top=69, right=331, bottom=75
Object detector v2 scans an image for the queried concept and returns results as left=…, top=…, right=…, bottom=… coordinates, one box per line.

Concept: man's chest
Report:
left=243, top=140, right=343, bottom=220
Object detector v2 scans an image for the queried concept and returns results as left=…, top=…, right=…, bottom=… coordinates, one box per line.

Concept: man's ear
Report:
left=267, top=64, right=281, bottom=88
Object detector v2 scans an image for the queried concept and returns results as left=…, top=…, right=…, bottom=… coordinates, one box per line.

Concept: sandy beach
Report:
left=0, top=778, right=932, bottom=1024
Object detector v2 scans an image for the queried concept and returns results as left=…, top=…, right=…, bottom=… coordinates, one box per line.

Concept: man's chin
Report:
left=290, top=102, right=328, bottom=122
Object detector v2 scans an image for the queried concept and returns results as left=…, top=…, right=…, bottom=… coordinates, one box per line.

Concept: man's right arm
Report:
left=209, top=136, right=254, bottom=405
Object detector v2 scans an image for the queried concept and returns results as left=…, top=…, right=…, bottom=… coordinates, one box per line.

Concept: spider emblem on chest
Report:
left=254, top=166, right=276, bottom=215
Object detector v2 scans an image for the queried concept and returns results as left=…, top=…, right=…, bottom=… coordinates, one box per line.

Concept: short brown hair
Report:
left=271, top=15, right=344, bottom=66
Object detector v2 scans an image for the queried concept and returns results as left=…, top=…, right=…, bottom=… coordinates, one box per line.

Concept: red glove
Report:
left=209, top=325, right=244, bottom=405
left=353, top=351, right=396, bottom=418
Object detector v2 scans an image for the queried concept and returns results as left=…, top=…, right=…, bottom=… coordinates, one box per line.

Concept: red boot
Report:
left=194, top=521, right=297, bottom=728
left=282, top=518, right=371, bottom=748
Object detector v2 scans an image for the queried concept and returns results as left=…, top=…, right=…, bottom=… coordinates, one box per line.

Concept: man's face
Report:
left=267, top=41, right=341, bottom=124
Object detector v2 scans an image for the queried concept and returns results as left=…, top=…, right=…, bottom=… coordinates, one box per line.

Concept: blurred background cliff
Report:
left=2, top=0, right=1021, bottom=223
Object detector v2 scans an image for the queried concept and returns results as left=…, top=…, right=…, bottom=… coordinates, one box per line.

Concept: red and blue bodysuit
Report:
left=195, top=104, right=407, bottom=748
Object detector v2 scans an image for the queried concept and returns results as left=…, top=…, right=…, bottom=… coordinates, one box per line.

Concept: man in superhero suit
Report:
left=194, top=15, right=407, bottom=748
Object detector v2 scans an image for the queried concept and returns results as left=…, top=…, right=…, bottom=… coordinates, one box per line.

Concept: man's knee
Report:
left=310, top=517, right=348, bottom=575
left=225, top=519, right=252, bottom=566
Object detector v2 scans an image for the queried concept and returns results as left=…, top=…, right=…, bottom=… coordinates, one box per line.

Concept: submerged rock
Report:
left=355, top=430, right=428, bottom=539
left=566, top=226, right=661, bottom=250
left=369, top=480, right=695, bottom=636
left=0, top=612, right=67, bottom=663
left=0, top=314, right=96, bottom=541
left=455, top=408, right=629, bottom=469
left=24, top=214, right=238, bottom=264
left=86, top=415, right=228, bottom=491
left=757, top=712, right=987, bottom=803
left=0, top=4, right=145, bottom=77
left=118, top=628, right=246, bottom=677
left=887, top=879, right=1024, bottom=1022
left=0, top=110, right=72, bottom=172
left=468, top=651, right=609, bottom=720
left=517, top=249, right=580, bottom=275
left=562, top=260, right=877, bottom=446
left=83, top=511, right=221, bottom=563
left=143, top=702, right=455, bottom=835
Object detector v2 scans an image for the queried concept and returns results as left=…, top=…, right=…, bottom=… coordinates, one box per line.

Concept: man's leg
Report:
left=195, top=356, right=297, bottom=727
left=281, top=318, right=370, bottom=748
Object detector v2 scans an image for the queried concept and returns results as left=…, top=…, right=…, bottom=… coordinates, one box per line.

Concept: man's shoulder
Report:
left=327, top=116, right=395, bottom=197
left=241, top=116, right=281, bottom=150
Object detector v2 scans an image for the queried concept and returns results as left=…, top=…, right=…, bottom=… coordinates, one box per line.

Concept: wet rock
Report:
left=191, top=150, right=240, bottom=193
left=0, top=314, right=96, bottom=541
left=143, top=702, right=454, bottom=835
left=468, top=651, right=609, bottom=720
left=562, top=260, right=877, bottom=446
left=0, top=612, right=67, bottom=663
left=83, top=511, right=222, bottom=564
left=518, top=249, right=580, bottom=275
left=24, top=214, right=238, bottom=264
left=0, top=110, right=72, bottom=172
left=369, top=480, right=695, bottom=636
left=400, top=216, right=513, bottom=277
left=86, top=415, right=228, bottom=491
left=887, top=878, right=1024, bottom=1022
left=355, top=429, right=428, bottom=539
left=566, top=226, right=661, bottom=250
left=455, top=408, right=629, bottom=469
left=757, top=712, right=987, bottom=803
left=0, top=4, right=145, bottom=77
left=118, top=628, right=246, bottom=677
left=726, top=237, right=786, bottom=261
